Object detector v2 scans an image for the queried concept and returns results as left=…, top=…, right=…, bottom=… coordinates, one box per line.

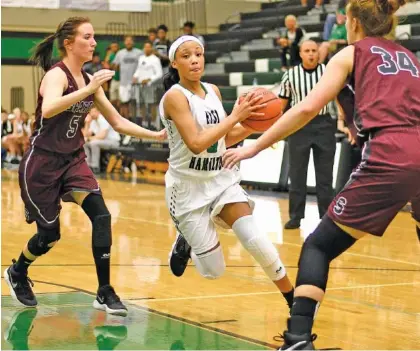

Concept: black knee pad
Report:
left=28, top=224, right=61, bottom=256
left=305, top=216, right=357, bottom=261
left=92, top=214, right=112, bottom=247
left=296, top=216, right=357, bottom=291
left=82, top=194, right=112, bottom=247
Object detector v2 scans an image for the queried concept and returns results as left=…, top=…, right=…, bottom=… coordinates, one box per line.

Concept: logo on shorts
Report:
left=24, top=208, right=30, bottom=221
left=333, top=197, right=347, bottom=215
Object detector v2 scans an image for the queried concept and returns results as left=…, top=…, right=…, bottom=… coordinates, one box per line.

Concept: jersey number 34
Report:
left=371, top=46, right=419, bottom=77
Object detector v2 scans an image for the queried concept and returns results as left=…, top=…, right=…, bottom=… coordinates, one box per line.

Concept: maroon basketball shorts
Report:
left=18, top=147, right=101, bottom=228
left=328, top=127, right=420, bottom=236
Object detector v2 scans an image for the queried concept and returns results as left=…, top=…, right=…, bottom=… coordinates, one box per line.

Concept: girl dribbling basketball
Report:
left=160, top=35, right=295, bottom=310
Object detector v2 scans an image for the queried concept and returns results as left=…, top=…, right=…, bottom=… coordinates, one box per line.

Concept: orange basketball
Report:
left=239, top=87, right=282, bottom=132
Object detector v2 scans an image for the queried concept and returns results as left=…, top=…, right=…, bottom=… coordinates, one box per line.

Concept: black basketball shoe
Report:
left=275, top=332, right=341, bottom=350
left=169, top=233, right=191, bottom=277
left=93, top=285, right=128, bottom=317
left=274, top=332, right=317, bottom=350
left=4, top=259, right=37, bottom=307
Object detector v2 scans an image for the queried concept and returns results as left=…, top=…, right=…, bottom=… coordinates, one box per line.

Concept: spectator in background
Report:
left=1, top=108, right=10, bottom=166
left=21, top=111, right=33, bottom=152
left=318, top=9, right=347, bottom=63
left=84, top=52, right=108, bottom=97
left=302, top=0, right=324, bottom=14
left=104, top=42, right=121, bottom=110
left=12, top=108, right=27, bottom=158
left=148, top=28, right=158, bottom=44
left=84, top=107, right=121, bottom=174
left=183, top=21, right=205, bottom=44
left=323, top=0, right=348, bottom=41
left=2, top=108, right=25, bottom=164
left=83, top=52, right=102, bottom=75
left=1, top=108, right=9, bottom=131
left=277, top=15, right=304, bottom=70
left=112, top=36, right=143, bottom=120
left=154, top=24, right=171, bottom=73
left=132, top=41, right=163, bottom=130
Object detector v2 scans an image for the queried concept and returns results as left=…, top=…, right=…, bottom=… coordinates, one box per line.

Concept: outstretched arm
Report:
left=94, top=86, right=165, bottom=140
left=223, top=45, right=354, bottom=168
left=225, top=124, right=257, bottom=148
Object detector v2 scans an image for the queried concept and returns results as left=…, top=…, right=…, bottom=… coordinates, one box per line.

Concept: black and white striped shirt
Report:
left=278, top=64, right=329, bottom=115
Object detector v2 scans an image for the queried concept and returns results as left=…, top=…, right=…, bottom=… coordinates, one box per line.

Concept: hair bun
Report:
left=379, top=0, right=406, bottom=14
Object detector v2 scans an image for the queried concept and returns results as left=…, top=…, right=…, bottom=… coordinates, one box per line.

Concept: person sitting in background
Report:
left=21, top=111, right=33, bottom=152
left=11, top=108, right=27, bottom=160
left=302, top=0, right=324, bottom=14
left=1, top=108, right=9, bottom=133
left=154, top=24, right=171, bottom=74
left=1, top=108, right=10, bottom=166
left=132, top=41, right=163, bottom=130
left=323, top=0, right=348, bottom=41
left=318, top=9, right=347, bottom=63
left=148, top=28, right=158, bottom=44
left=83, top=52, right=103, bottom=75
left=103, top=42, right=121, bottom=110
left=84, top=52, right=107, bottom=97
left=2, top=108, right=26, bottom=165
left=83, top=107, right=121, bottom=174
left=277, top=15, right=304, bottom=69
left=183, top=21, right=205, bottom=44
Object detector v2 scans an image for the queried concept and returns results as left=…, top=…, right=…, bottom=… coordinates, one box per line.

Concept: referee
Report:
left=278, top=40, right=336, bottom=229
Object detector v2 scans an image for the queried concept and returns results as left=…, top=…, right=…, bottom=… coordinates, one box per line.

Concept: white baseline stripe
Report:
left=130, top=282, right=420, bottom=303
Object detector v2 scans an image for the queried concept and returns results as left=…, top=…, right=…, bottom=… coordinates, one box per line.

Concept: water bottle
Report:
left=252, top=77, right=258, bottom=86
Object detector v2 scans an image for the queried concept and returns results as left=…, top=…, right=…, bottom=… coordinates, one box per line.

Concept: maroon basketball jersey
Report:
left=345, top=37, right=420, bottom=134
left=30, top=61, right=94, bottom=154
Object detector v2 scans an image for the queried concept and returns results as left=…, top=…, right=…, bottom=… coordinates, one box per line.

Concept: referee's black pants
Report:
left=335, top=138, right=362, bottom=194
left=287, top=115, right=336, bottom=221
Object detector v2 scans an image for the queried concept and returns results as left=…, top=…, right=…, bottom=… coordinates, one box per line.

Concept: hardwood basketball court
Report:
left=2, top=169, right=419, bottom=350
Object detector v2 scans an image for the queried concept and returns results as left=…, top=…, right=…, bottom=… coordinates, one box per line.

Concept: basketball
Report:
left=238, top=87, right=283, bottom=132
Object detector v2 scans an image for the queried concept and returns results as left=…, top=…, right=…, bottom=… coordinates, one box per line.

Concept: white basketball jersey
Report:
left=160, top=82, right=227, bottom=179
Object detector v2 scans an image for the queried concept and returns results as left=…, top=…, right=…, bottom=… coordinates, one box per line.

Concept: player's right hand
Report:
left=231, top=93, right=267, bottom=122
left=87, top=69, right=115, bottom=94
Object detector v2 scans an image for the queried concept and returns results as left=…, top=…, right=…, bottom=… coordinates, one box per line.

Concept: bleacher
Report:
left=3, top=0, right=420, bottom=176
left=201, top=0, right=420, bottom=114
left=103, top=0, right=420, bottom=175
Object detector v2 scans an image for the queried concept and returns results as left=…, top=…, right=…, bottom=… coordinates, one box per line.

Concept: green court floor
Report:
left=2, top=292, right=270, bottom=350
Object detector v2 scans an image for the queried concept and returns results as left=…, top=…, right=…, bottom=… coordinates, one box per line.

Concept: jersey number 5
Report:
left=67, top=115, right=82, bottom=138
left=371, top=46, right=419, bottom=77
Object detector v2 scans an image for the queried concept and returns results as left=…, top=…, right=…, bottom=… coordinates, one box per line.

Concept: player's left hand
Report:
left=154, top=128, right=167, bottom=141
left=223, top=145, right=258, bottom=169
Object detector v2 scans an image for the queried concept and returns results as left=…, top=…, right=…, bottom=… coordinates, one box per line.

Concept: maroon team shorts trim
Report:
left=327, top=127, right=420, bottom=237
left=20, top=147, right=101, bottom=227
left=22, top=148, right=60, bottom=225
